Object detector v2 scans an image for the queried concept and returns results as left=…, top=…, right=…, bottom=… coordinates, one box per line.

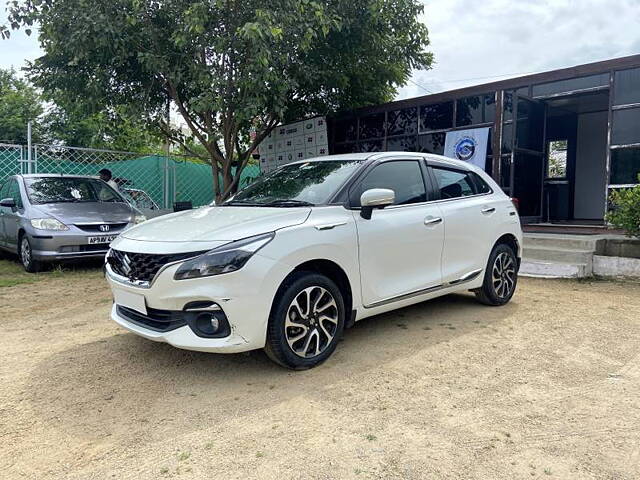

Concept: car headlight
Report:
left=30, top=218, right=69, bottom=231
left=174, top=232, right=275, bottom=280
left=133, top=215, right=147, bottom=224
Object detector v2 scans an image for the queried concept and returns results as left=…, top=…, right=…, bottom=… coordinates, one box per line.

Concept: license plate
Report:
left=113, top=288, right=147, bottom=315
left=87, top=235, right=118, bottom=245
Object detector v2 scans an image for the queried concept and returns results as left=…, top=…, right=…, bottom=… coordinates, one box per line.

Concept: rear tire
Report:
left=475, top=243, right=518, bottom=306
left=265, top=271, right=345, bottom=370
left=19, top=235, right=42, bottom=273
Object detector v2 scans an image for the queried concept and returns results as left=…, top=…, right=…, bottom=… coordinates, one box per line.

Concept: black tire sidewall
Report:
left=482, top=244, right=518, bottom=306
left=266, top=271, right=345, bottom=370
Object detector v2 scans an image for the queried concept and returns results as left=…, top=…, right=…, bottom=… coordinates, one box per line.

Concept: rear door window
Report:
left=351, top=161, right=427, bottom=207
left=431, top=167, right=477, bottom=199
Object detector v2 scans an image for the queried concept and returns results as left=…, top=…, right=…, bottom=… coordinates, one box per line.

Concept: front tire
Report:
left=19, top=235, right=42, bottom=273
left=475, top=244, right=518, bottom=306
left=265, top=271, right=345, bottom=370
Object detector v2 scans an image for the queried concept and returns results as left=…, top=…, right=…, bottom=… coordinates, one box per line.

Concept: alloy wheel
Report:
left=285, top=286, right=339, bottom=358
left=21, top=238, right=32, bottom=268
left=492, top=252, right=516, bottom=298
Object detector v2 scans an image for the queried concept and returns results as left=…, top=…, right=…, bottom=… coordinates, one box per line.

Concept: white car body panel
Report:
left=105, top=153, right=523, bottom=356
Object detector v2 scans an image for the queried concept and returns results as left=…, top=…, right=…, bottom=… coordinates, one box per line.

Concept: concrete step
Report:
left=519, top=259, right=590, bottom=279
left=523, top=233, right=600, bottom=251
left=523, top=245, right=594, bottom=265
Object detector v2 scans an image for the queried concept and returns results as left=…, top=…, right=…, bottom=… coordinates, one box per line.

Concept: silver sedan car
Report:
left=0, top=174, right=146, bottom=272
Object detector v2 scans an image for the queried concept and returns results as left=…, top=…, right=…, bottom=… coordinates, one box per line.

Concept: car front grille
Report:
left=108, top=249, right=206, bottom=284
left=116, top=306, right=187, bottom=332
left=75, top=223, right=129, bottom=233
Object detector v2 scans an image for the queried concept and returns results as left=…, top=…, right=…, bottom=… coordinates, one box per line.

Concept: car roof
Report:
left=288, top=152, right=478, bottom=171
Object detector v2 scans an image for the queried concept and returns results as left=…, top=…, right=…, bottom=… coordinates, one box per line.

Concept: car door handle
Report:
left=424, top=217, right=443, bottom=226
left=481, top=207, right=496, bottom=214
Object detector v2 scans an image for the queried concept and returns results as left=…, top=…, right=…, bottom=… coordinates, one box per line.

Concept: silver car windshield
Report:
left=225, top=160, right=363, bottom=207
left=25, top=177, right=125, bottom=205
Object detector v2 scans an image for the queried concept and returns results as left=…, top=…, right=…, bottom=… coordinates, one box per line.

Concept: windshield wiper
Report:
left=265, top=199, right=315, bottom=207
left=223, top=200, right=264, bottom=207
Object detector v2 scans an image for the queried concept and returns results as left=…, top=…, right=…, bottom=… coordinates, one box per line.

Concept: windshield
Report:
left=25, top=177, right=125, bottom=205
left=227, top=160, right=362, bottom=206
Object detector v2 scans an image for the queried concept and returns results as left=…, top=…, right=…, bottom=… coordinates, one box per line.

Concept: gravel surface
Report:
left=1, top=272, right=640, bottom=479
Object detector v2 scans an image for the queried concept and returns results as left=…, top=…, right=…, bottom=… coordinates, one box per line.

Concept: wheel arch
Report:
left=278, top=259, right=355, bottom=328
left=493, top=233, right=521, bottom=265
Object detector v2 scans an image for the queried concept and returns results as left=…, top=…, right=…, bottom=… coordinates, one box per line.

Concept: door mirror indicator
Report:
left=0, top=197, right=16, bottom=209
left=360, top=188, right=395, bottom=220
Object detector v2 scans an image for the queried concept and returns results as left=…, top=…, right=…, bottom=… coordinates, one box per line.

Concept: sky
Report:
left=1, top=0, right=640, bottom=101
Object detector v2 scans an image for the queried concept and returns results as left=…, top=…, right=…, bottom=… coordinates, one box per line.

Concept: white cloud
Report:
left=397, top=0, right=640, bottom=99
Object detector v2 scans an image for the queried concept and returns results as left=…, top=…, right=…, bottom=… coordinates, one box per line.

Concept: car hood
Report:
left=33, top=202, right=135, bottom=224
left=119, top=205, right=311, bottom=243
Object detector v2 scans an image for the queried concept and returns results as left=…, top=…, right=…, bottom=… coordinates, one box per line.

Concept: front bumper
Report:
left=106, top=251, right=292, bottom=353
left=30, top=229, right=130, bottom=261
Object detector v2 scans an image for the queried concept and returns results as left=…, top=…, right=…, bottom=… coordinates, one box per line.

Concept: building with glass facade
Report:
left=327, top=54, right=640, bottom=224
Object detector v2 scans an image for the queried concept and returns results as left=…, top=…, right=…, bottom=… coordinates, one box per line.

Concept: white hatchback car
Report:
left=106, top=153, right=522, bottom=369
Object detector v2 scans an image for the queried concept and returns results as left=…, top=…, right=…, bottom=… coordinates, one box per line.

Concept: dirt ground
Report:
left=1, top=270, right=640, bottom=480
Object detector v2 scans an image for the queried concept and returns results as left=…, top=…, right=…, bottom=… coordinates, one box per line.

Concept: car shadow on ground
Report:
left=23, top=291, right=517, bottom=446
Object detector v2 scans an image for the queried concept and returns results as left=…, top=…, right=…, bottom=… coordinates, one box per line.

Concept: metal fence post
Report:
left=27, top=121, right=32, bottom=174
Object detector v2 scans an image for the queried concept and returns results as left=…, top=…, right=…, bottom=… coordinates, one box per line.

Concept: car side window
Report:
left=470, top=172, right=492, bottom=194
left=351, top=161, right=426, bottom=207
left=431, top=167, right=477, bottom=200
left=0, top=181, right=8, bottom=200
left=7, top=180, right=23, bottom=208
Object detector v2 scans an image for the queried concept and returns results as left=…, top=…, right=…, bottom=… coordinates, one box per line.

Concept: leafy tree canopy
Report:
left=0, top=67, right=162, bottom=151
left=0, top=68, right=44, bottom=143
left=3, top=0, right=432, bottom=200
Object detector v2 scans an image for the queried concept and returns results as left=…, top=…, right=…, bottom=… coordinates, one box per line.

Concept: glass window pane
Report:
left=419, top=102, right=453, bottom=132
left=503, top=92, right=514, bottom=122
left=500, top=155, right=512, bottom=188
left=456, top=96, right=484, bottom=126
left=532, top=73, right=609, bottom=97
left=351, top=161, right=426, bottom=206
left=484, top=94, right=496, bottom=124
left=387, top=108, right=418, bottom=136
left=516, top=98, right=545, bottom=151
left=502, top=122, right=513, bottom=153
left=611, top=108, right=640, bottom=146
left=417, top=133, right=446, bottom=155
left=513, top=152, right=543, bottom=217
left=333, top=118, right=358, bottom=143
left=8, top=180, right=23, bottom=208
left=547, top=140, right=568, bottom=178
left=358, top=140, right=384, bottom=152
left=614, top=68, right=640, bottom=106
left=471, top=172, right=492, bottom=194
left=432, top=168, right=476, bottom=199
left=386, top=135, right=417, bottom=152
left=610, top=148, right=640, bottom=184
left=333, top=142, right=357, bottom=154
left=359, top=112, right=385, bottom=140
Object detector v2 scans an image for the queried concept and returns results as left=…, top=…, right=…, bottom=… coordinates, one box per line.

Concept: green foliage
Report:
left=607, top=176, right=640, bottom=238
left=0, top=68, right=44, bottom=143
left=2, top=0, right=432, bottom=200
left=0, top=67, right=161, bottom=151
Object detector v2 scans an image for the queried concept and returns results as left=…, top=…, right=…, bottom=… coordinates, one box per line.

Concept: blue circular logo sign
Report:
left=454, top=137, right=476, bottom=161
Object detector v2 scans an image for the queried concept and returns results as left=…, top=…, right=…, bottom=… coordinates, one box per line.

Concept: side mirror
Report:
left=0, top=197, right=16, bottom=209
left=359, top=188, right=395, bottom=220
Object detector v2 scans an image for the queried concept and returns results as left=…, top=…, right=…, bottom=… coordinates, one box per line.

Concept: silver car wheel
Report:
left=285, top=286, right=339, bottom=358
left=492, top=252, right=516, bottom=298
left=20, top=237, right=32, bottom=268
